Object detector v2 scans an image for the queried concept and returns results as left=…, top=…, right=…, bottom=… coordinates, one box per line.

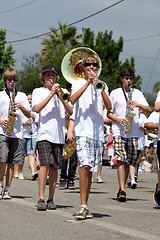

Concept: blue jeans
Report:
left=60, top=151, right=77, bottom=182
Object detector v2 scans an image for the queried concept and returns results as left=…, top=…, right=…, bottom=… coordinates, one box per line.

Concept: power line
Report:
left=124, top=33, right=160, bottom=42
left=0, top=0, right=38, bottom=14
left=143, top=45, right=160, bottom=92
left=6, top=0, right=125, bottom=44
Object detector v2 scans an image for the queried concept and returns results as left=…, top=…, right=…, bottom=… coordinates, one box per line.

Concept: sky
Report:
left=1, top=0, right=160, bottom=93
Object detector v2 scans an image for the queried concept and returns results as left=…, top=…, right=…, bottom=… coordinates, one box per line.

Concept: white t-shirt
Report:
left=138, top=113, right=147, bottom=150
left=71, top=79, right=109, bottom=141
left=155, top=91, right=160, bottom=140
left=0, top=90, right=30, bottom=139
left=145, top=111, right=159, bottom=147
left=32, top=87, right=66, bottom=144
left=110, top=87, right=149, bottom=138
left=23, top=109, right=38, bottom=139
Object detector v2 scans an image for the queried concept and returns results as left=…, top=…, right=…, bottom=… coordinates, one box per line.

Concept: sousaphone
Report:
left=61, top=47, right=102, bottom=84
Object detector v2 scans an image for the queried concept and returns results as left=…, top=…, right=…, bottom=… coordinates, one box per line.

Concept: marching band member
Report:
left=153, top=91, right=160, bottom=206
left=0, top=68, right=30, bottom=200
left=107, top=67, right=151, bottom=202
left=32, top=64, right=72, bottom=211
left=69, top=48, right=111, bottom=220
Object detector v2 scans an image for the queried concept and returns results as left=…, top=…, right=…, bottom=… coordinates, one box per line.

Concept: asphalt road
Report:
left=0, top=160, right=159, bottom=240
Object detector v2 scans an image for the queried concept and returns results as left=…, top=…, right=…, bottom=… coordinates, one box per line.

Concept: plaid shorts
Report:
left=76, top=136, right=102, bottom=173
left=113, top=136, right=138, bottom=166
left=37, top=140, right=63, bottom=168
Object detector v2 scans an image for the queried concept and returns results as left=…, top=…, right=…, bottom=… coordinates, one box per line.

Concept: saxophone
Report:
left=7, top=88, right=17, bottom=136
left=123, top=85, right=135, bottom=135
left=63, top=139, right=77, bottom=160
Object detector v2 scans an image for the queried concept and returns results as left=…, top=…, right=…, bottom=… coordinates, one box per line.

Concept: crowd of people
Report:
left=0, top=47, right=160, bottom=220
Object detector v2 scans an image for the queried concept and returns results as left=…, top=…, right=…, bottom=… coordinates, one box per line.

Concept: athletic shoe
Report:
left=46, top=176, right=49, bottom=185
left=46, top=199, right=57, bottom=210
left=14, top=171, right=18, bottom=178
left=59, top=179, right=66, bottom=190
left=0, top=186, right=4, bottom=200
left=135, top=176, right=138, bottom=183
left=85, top=208, right=93, bottom=219
left=31, top=172, right=38, bottom=181
left=131, top=180, right=137, bottom=189
left=3, top=191, right=11, bottom=200
left=127, top=181, right=131, bottom=188
left=153, top=183, right=160, bottom=206
left=67, top=181, right=76, bottom=190
left=117, top=189, right=126, bottom=202
left=75, top=206, right=87, bottom=220
left=97, top=176, right=103, bottom=183
left=18, top=173, right=25, bottom=180
left=37, top=199, right=47, bottom=211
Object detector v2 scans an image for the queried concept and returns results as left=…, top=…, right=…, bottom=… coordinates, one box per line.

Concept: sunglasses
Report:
left=84, top=62, right=98, bottom=67
left=7, top=79, right=18, bottom=82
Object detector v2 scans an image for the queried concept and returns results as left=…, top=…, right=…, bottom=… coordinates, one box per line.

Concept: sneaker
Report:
left=131, top=180, right=137, bottom=189
left=36, top=165, right=40, bottom=171
left=67, top=181, right=76, bottom=190
left=97, top=176, right=103, bottom=183
left=31, top=172, right=38, bottom=181
left=37, top=198, right=47, bottom=211
left=153, top=183, right=160, bottom=206
left=46, top=199, right=57, bottom=210
left=127, top=181, right=131, bottom=188
left=0, top=186, right=4, bottom=200
left=117, top=189, right=126, bottom=202
left=75, top=206, right=87, bottom=220
left=14, top=171, right=18, bottom=178
left=18, top=173, right=25, bottom=180
left=46, top=176, right=49, bottom=185
left=59, top=179, right=66, bottom=190
left=85, top=208, right=93, bottom=219
left=3, top=191, right=11, bottom=200
left=135, top=176, right=138, bottom=183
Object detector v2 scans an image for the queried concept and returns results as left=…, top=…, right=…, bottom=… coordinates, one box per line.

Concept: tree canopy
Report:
left=15, top=22, right=142, bottom=94
left=0, top=29, right=15, bottom=90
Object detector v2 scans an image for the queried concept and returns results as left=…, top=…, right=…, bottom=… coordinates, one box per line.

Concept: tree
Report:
left=152, top=81, right=160, bottom=94
left=81, top=28, right=142, bottom=92
left=40, top=22, right=82, bottom=86
left=18, top=54, right=42, bottom=94
left=40, top=24, right=142, bottom=92
left=0, top=29, right=15, bottom=90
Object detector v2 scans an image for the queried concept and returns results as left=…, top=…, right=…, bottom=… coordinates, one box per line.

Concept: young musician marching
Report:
left=69, top=48, right=111, bottom=220
left=153, top=91, right=160, bottom=206
left=32, top=64, right=73, bottom=211
left=0, top=68, right=30, bottom=199
left=107, top=67, right=151, bottom=202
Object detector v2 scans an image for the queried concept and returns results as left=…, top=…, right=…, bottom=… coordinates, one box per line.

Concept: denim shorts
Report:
left=0, top=134, right=24, bottom=164
left=75, top=136, right=102, bottom=173
left=23, top=137, right=36, bottom=156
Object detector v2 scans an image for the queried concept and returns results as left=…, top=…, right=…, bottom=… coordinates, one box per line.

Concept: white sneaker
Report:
left=18, top=173, right=25, bottom=180
left=97, top=177, right=103, bottom=183
left=0, top=186, right=4, bottom=200
left=3, top=191, right=11, bottom=200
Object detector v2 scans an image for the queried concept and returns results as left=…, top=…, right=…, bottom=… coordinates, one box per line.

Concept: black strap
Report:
left=5, top=88, right=17, bottom=99
left=122, top=87, right=128, bottom=102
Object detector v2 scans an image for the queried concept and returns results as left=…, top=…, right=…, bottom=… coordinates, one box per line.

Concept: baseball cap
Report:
left=42, top=64, right=58, bottom=75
